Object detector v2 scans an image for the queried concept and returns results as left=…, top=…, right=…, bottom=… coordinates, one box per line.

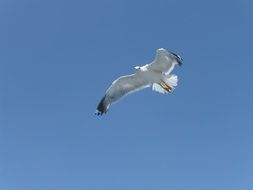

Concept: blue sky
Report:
left=1, top=0, right=253, bottom=189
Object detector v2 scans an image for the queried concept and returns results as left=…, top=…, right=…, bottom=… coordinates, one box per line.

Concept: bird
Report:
left=95, top=48, right=183, bottom=115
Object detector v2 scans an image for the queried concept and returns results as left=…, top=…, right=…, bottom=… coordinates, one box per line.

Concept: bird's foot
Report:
left=159, top=80, right=173, bottom=93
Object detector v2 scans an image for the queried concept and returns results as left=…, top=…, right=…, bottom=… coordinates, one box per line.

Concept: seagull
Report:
left=95, top=48, right=183, bottom=115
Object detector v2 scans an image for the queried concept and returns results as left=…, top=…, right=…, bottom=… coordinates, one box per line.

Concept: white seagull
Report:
left=95, top=48, right=183, bottom=115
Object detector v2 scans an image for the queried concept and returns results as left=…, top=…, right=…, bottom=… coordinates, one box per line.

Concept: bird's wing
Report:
left=148, top=59, right=175, bottom=75
left=148, top=52, right=175, bottom=74
left=96, top=74, right=150, bottom=115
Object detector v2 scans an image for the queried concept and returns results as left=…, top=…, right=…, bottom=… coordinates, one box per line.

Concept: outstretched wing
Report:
left=148, top=53, right=175, bottom=74
left=95, top=74, right=150, bottom=115
left=148, top=60, right=175, bottom=75
left=148, top=49, right=182, bottom=75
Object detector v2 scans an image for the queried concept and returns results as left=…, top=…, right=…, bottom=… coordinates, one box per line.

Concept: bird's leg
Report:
left=159, top=83, right=171, bottom=93
left=159, top=80, right=173, bottom=92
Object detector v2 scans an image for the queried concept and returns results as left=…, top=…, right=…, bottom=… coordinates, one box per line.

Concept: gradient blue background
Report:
left=1, top=0, right=253, bottom=189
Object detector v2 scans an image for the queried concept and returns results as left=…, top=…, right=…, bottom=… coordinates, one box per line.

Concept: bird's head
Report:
left=156, top=48, right=183, bottom=66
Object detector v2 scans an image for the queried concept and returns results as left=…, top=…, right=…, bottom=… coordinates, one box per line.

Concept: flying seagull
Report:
left=95, top=48, right=183, bottom=115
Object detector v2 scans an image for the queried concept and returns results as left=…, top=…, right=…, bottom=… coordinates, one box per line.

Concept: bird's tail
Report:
left=152, top=74, right=178, bottom=94
left=165, top=74, right=178, bottom=88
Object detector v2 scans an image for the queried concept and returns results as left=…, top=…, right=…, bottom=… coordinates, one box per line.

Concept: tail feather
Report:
left=152, top=83, right=167, bottom=94
left=152, top=74, right=178, bottom=94
left=165, top=74, right=178, bottom=87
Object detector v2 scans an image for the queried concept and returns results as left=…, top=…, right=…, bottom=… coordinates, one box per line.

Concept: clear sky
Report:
left=1, top=0, right=253, bottom=190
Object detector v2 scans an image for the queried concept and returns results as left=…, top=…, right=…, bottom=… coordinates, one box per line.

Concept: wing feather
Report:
left=148, top=60, right=175, bottom=75
left=148, top=50, right=176, bottom=74
left=95, top=74, right=150, bottom=115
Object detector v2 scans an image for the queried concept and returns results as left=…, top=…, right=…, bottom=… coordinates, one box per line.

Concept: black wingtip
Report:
left=95, top=109, right=107, bottom=116
left=95, top=108, right=108, bottom=116
left=170, top=51, right=183, bottom=66
left=95, top=95, right=107, bottom=116
left=178, top=60, right=183, bottom=66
